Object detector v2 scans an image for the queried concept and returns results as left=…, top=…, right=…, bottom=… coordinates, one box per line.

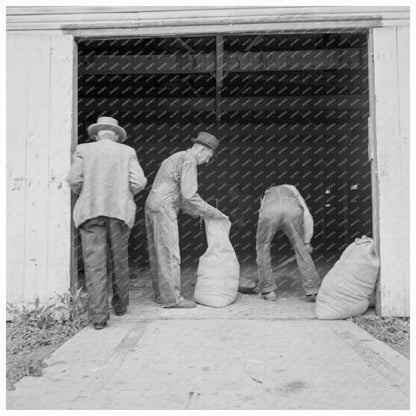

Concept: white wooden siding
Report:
left=6, top=34, right=76, bottom=303
left=396, top=27, right=410, bottom=315
left=371, top=26, right=410, bottom=316
left=48, top=37, right=78, bottom=298
left=6, top=36, right=27, bottom=303
left=5, top=8, right=410, bottom=316
left=6, top=6, right=409, bottom=36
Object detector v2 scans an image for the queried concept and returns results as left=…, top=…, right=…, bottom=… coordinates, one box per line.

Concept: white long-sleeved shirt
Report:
left=146, top=149, right=220, bottom=218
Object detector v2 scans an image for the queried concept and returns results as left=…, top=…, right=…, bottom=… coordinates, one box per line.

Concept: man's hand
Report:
left=211, top=208, right=228, bottom=220
left=305, top=243, right=313, bottom=253
left=218, top=211, right=229, bottom=220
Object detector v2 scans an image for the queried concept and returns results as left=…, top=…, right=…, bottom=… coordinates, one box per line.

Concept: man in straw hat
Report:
left=145, top=132, right=227, bottom=308
left=67, top=116, right=147, bottom=329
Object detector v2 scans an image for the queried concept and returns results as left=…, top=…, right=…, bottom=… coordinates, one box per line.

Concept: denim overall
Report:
left=256, top=186, right=320, bottom=295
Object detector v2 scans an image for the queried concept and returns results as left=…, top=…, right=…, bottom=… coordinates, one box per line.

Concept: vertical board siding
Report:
left=372, top=27, right=409, bottom=316
left=6, top=36, right=27, bottom=302
left=396, top=26, right=410, bottom=315
left=48, top=36, right=77, bottom=298
left=24, top=36, right=51, bottom=301
left=6, top=34, right=75, bottom=303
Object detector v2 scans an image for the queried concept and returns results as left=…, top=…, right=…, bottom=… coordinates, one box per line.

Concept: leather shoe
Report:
left=93, top=321, right=107, bottom=330
left=261, top=291, right=278, bottom=301
left=114, top=310, right=126, bottom=316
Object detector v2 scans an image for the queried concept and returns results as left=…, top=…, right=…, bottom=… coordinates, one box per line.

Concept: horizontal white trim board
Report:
left=7, top=22, right=410, bottom=38
left=6, top=6, right=410, bottom=16
left=6, top=7, right=409, bottom=34
left=6, top=15, right=405, bottom=30
left=6, top=10, right=410, bottom=24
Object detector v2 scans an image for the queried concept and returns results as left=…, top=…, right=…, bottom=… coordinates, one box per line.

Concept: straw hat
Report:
left=87, top=116, right=127, bottom=142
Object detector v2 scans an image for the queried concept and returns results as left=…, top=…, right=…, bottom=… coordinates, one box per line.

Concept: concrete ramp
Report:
left=7, top=316, right=409, bottom=410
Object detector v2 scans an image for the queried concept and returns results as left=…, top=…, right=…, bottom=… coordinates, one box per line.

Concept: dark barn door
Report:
left=77, top=33, right=373, bottom=274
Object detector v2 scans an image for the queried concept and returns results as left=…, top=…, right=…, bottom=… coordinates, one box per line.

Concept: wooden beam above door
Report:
left=78, top=48, right=364, bottom=74
left=79, top=95, right=368, bottom=112
left=84, top=122, right=364, bottom=140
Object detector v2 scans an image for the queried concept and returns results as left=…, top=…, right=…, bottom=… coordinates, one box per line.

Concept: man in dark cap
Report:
left=145, top=132, right=227, bottom=308
left=67, top=117, right=147, bottom=329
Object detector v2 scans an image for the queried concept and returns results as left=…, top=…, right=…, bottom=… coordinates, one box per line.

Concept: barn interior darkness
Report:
left=77, top=33, right=372, bottom=282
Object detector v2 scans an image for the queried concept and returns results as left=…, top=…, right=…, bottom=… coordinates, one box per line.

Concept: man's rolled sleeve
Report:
left=129, top=150, right=147, bottom=195
left=67, top=148, right=84, bottom=194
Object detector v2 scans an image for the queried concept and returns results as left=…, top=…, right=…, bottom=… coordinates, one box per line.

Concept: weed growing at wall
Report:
left=6, top=288, right=89, bottom=390
left=351, top=316, right=410, bottom=358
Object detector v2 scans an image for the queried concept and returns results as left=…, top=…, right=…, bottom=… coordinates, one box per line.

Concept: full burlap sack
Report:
left=194, top=217, right=240, bottom=308
left=316, top=236, right=379, bottom=320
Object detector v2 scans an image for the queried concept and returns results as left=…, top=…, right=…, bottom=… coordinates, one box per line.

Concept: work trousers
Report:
left=145, top=203, right=183, bottom=307
left=79, top=216, right=130, bottom=323
left=256, top=189, right=320, bottom=296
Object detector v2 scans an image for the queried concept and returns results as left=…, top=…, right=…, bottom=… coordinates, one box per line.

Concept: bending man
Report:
left=145, top=132, right=227, bottom=308
left=256, top=185, right=321, bottom=301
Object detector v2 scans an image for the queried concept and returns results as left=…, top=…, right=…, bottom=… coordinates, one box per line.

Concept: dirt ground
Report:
left=130, top=259, right=410, bottom=360
left=130, top=256, right=331, bottom=302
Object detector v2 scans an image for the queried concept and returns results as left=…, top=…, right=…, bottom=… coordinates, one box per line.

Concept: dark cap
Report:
left=191, top=132, right=219, bottom=151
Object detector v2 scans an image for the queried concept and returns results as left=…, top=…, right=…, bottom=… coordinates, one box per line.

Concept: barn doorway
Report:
left=76, top=33, right=372, bottom=303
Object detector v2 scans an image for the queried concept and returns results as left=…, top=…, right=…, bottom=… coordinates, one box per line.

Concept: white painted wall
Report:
left=6, top=34, right=76, bottom=303
left=371, top=26, right=410, bottom=316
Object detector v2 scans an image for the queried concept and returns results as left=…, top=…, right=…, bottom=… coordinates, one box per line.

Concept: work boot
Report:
left=238, top=277, right=258, bottom=294
left=305, top=293, right=318, bottom=302
left=238, top=285, right=257, bottom=294
left=164, top=299, right=197, bottom=309
left=261, top=291, right=278, bottom=301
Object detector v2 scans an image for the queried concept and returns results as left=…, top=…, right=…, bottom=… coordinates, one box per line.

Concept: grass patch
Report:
left=6, top=288, right=89, bottom=391
left=351, top=316, right=410, bottom=359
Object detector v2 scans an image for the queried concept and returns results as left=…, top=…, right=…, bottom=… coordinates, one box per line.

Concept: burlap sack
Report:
left=194, top=217, right=240, bottom=308
left=316, top=236, right=380, bottom=319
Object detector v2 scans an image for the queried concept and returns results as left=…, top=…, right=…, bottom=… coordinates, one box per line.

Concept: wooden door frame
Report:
left=367, top=26, right=410, bottom=316
left=367, top=29, right=381, bottom=314
left=70, top=39, right=79, bottom=292
left=72, top=28, right=377, bottom=302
